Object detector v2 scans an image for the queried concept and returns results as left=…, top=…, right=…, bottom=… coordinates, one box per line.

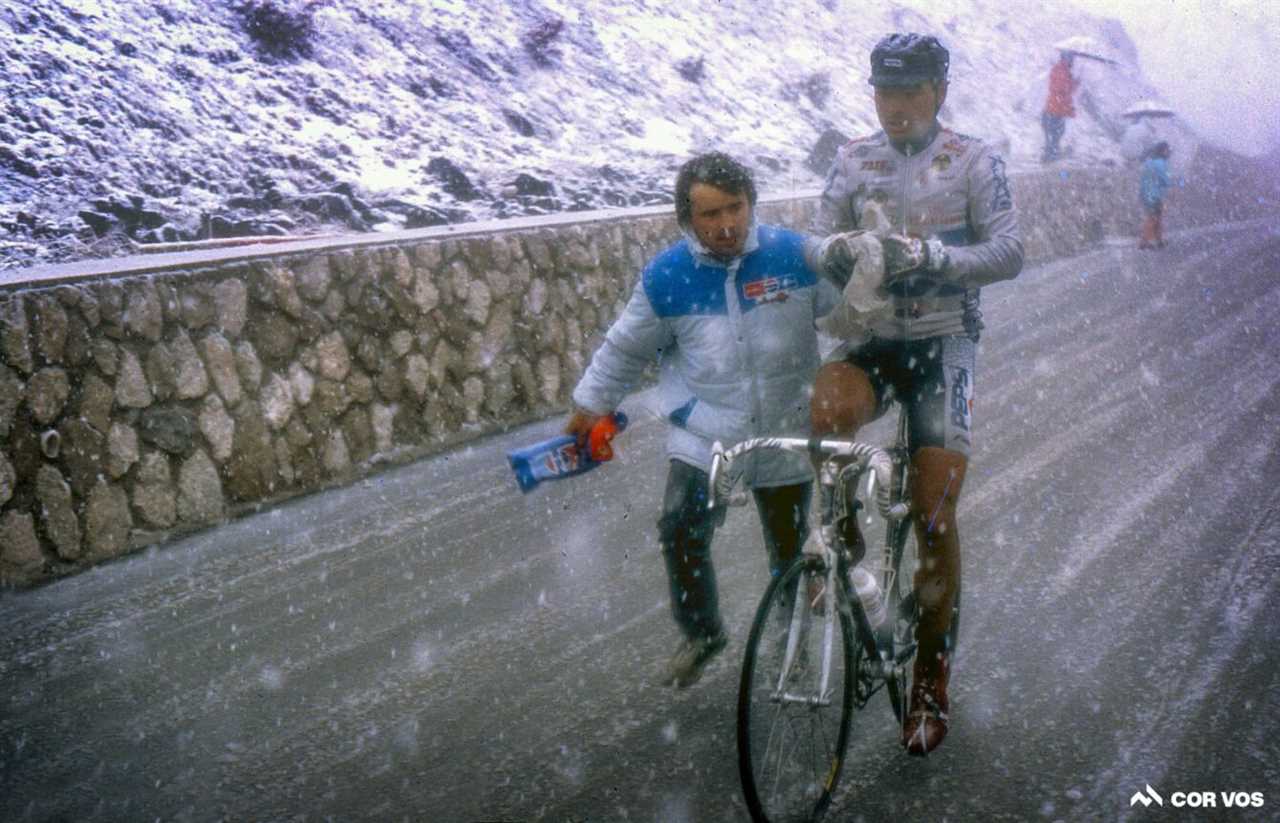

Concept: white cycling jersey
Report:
left=814, top=124, right=1024, bottom=341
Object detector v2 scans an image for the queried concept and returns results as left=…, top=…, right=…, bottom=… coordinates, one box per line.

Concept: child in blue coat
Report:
left=1139, top=142, right=1172, bottom=249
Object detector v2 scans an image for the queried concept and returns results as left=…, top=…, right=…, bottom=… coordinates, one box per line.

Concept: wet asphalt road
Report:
left=2, top=218, right=1279, bottom=822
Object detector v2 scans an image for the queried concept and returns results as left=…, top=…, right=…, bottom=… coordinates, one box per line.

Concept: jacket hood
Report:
left=682, top=216, right=761, bottom=267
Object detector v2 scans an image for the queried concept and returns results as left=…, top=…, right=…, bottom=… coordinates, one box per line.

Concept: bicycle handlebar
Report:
left=708, top=436, right=908, bottom=521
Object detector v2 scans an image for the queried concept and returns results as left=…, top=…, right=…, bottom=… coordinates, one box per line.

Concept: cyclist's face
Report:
left=874, top=82, right=945, bottom=144
left=689, top=183, right=751, bottom=259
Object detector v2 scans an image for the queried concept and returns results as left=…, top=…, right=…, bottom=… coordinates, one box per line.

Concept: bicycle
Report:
left=708, top=409, right=961, bottom=823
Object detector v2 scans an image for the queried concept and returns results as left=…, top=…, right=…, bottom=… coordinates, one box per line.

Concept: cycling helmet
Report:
left=868, top=33, right=950, bottom=86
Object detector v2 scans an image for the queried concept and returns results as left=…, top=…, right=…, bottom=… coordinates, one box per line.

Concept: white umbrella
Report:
left=1052, top=35, right=1118, bottom=65
left=1122, top=99, right=1177, bottom=119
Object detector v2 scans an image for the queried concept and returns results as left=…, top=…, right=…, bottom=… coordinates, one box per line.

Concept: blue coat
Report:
left=572, top=223, right=837, bottom=486
left=1141, top=156, right=1172, bottom=208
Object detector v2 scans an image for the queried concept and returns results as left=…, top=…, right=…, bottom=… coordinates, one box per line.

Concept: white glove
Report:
left=816, top=231, right=893, bottom=341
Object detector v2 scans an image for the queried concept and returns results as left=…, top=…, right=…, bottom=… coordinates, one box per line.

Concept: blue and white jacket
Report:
left=572, top=222, right=838, bottom=487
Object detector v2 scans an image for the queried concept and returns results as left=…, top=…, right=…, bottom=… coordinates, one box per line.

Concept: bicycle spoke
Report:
left=739, top=560, right=857, bottom=822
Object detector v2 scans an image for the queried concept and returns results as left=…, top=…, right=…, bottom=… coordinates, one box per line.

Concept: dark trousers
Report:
left=1140, top=201, right=1165, bottom=247
left=658, top=460, right=811, bottom=641
left=1041, top=112, right=1066, bottom=161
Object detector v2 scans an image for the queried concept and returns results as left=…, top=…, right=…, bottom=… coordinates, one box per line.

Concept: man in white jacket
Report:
left=565, top=152, right=837, bottom=688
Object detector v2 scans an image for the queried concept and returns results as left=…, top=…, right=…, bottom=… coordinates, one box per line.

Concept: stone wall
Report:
left=0, top=163, right=1249, bottom=586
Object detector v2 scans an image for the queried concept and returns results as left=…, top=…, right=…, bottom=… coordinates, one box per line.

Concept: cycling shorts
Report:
left=836, top=335, right=976, bottom=456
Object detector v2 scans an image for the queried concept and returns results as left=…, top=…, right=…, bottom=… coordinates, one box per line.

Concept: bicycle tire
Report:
left=738, top=555, right=858, bottom=823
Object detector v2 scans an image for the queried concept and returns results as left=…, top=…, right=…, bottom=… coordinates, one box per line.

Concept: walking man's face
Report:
left=689, top=182, right=750, bottom=259
left=874, top=81, right=944, bottom=144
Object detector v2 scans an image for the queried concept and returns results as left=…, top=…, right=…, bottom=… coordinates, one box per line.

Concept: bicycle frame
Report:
left=709, top=426, right=911, bottom=695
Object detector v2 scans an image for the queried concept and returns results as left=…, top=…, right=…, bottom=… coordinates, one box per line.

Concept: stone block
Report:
left=0, top=512, right=44, bottom=580
left=347, top=369, right=374, bottom=405
left=170, top=330, right=210, bottom=400
left=234, top=341, right=263, bottom=392
left=225, top=403, right=276, bottom=502
left=177, top=449, right=224, bottom=525
left=114, top=349, right=153, bottom=409
left=313, top=331, right=351, bottom=382
left=124, top=282, right=164, bottom=342
left=1, top=296, right=33, bottom=375
left=294, top=256, right=331, bottom=303
left=107, top=422, right=140, bottom=478
left=250, top=310, right=299, bottom=366
left=33, top=294, right=69, bottom=364
left=370, top=403, right=396, bottom=454
left=144, top=340, right=176, bottom=402
left=36, top=464, right=81, bottom=560
left=59, top=417, right=106, bottom=497
left=198, top=396, right=235, bottom=464
left=0, top=452, right=15, bottom=507
left=214, top=277, right=249, bottom=339
left=0, top=364, right=24, bottom=438
left=85, top=482, right=131, bottom=559
left=340, top=407, right=374, bottom=464
left=288, top=362, right=315, bottom=406
left=91, top=338, right=118, bottom=376
left=64, top=318, right=91, bottom=367
left=261, top=373, right=295, bottom=431
left=138, top=406, right=197, bottom=456
left=200, top=331, right=242, bottom=406
left=321, top=429, right=351, bottom=475
left=178, top=283, right=216, bottom=330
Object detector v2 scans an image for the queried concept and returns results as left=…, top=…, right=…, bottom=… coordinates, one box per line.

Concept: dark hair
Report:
left=1150, top=141, right=1171, bottom=158
left=674, top=152, right=757, bottom=228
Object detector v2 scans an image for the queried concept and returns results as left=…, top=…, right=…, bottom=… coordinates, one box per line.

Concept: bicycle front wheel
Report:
left=738, top=555, right=857, bottom=823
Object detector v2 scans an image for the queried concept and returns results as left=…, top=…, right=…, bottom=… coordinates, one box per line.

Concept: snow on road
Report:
left=2, top=218, right=1278, bottom=821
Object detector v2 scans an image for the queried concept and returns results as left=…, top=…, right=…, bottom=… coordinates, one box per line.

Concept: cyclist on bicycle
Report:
left=811, top=33, right=1024, bottom=754
left=565, top=152, right=838, bottom=688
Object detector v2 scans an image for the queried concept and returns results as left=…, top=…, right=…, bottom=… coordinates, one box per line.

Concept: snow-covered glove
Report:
left=815, top=231, right=865, bottom=285
left=816, top=232, right=893, bottom=340
left=882, top=234, right=948, bottom=278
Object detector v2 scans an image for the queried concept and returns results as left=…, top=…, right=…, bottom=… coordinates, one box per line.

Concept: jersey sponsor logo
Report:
left=941, top=138, right=971, bottom=155
left=989, top=154, right=1013, bottom=212
left=948, top=364, right=972, bottom=445
left=743, top=273, right=800, bottom=304
left=861, top=159, right=895, bottom=172
left=931, top=153, right=952, bottom=172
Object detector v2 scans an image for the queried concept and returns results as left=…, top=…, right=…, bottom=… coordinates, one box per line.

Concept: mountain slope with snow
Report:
left=1, top=0, right=1184, bottom=270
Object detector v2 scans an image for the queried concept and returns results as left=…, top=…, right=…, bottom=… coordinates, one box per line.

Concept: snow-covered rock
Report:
left=0, top=0, right=1184, bottom=270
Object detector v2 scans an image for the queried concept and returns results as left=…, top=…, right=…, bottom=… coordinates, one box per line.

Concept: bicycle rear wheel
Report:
left=738, top=555, right=858, bottom=823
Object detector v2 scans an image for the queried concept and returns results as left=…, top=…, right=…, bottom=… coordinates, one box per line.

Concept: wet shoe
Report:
left=902, top=655, right=950, bottom=756
left=660, top=630, right=729, bottom=688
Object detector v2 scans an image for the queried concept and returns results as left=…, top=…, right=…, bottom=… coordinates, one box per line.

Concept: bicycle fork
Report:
left=771, top=560, right=838, bottom=707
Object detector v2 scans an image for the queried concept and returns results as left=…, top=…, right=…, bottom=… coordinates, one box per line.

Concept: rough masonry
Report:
left=0, top=165, right=1250, bottom=586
